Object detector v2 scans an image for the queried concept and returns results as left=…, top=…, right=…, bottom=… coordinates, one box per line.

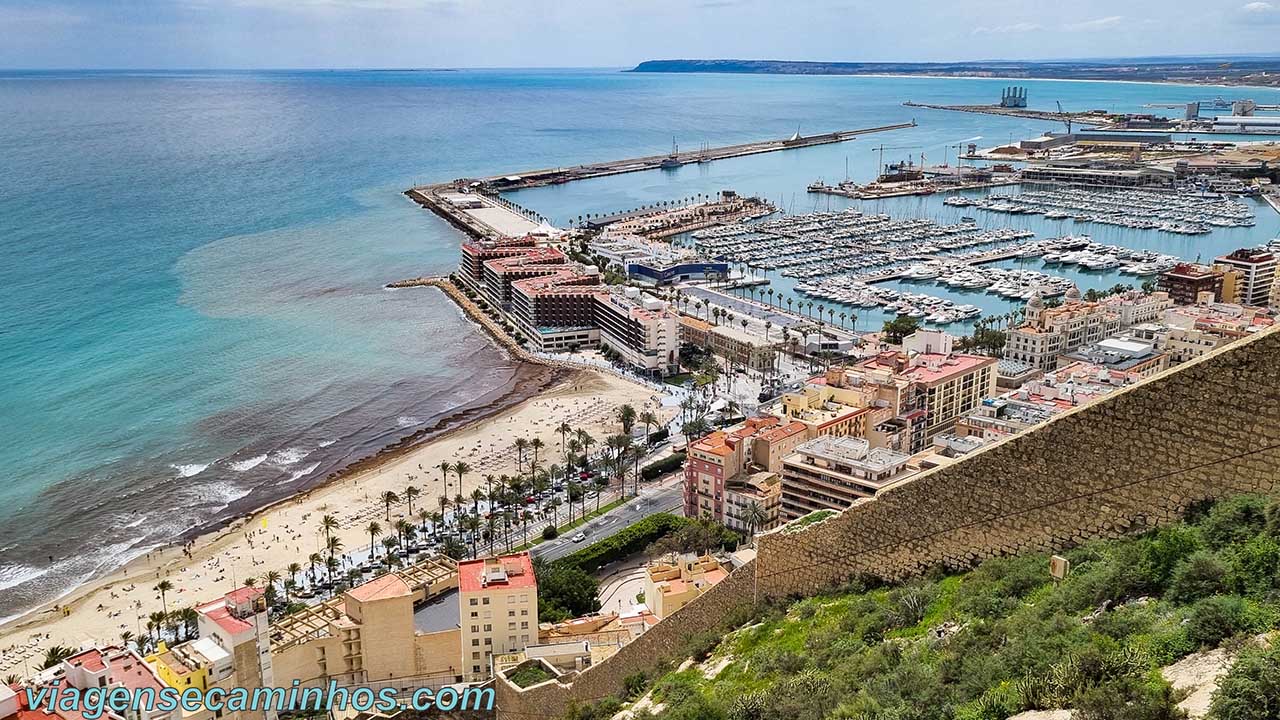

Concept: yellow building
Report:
left=269, top=556, right=461, bottom=689
left=643, top=553, right=729, bottom=619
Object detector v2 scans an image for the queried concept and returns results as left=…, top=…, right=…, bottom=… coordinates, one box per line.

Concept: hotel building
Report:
left=1001, top=286, right=1173, bottom=371
left=458, top=553, right=538, bottom=682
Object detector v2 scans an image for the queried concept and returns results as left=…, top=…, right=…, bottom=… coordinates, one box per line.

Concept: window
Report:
left=469, top=598, right=478, bottom=606
left=482, top=597, right=490, bottom=605
left=483, top=624, right=491, bottom=631
left=470, top=625, right=478, bottom=633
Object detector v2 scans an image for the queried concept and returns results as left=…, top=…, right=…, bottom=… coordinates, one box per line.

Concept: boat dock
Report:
left=458, top=122, right=917, bottom=191
left=405, top=122, right=916, bottom=240
left=807, top=176, right=1019, bottom=199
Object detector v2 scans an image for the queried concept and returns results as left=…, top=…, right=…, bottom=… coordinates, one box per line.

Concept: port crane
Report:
left=869, top=144, right=921, bottom=174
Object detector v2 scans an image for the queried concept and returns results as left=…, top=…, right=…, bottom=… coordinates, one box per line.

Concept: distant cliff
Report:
left=629, top=57, right=1280, bottom=86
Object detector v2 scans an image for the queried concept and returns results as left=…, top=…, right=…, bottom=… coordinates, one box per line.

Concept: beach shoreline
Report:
left=0, top=359, right=670, bottom=670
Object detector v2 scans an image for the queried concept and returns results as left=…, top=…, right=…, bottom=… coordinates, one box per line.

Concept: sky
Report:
left=1, top=0, right=1279, bottom=69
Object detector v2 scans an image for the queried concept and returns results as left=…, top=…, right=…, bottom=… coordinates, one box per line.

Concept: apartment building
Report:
left=1058, top=337, right=1170, bottom=380
left=682, top=417, right=803, bottom=530
left=780, top=436, right=912, bottom=520
left=458, top=553, right=538, bottom=682
left=457, top=236, right=538, bottom=293
left=851, top=347, right=998, bottom=448
left=16, top=646, right=174, bottom=720
left=1157, top=263, right=1232, bottom=305
left=722, top=471, right=782, bottom=535
left=958, top=360, right=1137, bottom=441
left=705, top=322, right=777, bottom=373
left=1127, top=299, right=1274, bottom=364
left=509, top=268, right=603, bottom=352
left=1214, top=247, right=1277, bottom=307
left=481, top=246, right=567, bottom=311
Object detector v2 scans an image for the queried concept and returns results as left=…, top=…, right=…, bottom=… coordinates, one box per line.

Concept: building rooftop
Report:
left=789, top=435, right=911, bottom=474
left=459, top=553, right=537, bottom=593
left=899, top=353, right=995, bottom=385
left=346, top=573, right=412, bottom=602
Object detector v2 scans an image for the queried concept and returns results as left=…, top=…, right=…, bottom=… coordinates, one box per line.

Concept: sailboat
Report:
left=697, top=141, right=711, bottom=164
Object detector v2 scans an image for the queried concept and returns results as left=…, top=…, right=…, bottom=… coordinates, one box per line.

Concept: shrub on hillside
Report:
left=1208, top=643, right=1280, bottom=720
left=1202, top=495, right=1271, bottom=548
left=1168, top=551, right=1229, bottom=602
left=1186, top=596, right=1252, bottom=648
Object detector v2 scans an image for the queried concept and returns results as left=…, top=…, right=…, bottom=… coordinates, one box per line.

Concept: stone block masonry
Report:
left=494, top=325, right=1280, bottom=720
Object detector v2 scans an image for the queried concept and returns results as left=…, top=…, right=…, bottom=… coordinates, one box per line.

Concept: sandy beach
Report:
left=0, top=367, right=673, bottom=676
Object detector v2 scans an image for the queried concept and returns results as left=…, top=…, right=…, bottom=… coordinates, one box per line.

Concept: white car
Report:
left=571, top=532, right=587, bottom=543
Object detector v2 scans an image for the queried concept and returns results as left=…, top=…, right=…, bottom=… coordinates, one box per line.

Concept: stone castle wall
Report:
left=495, top=326, right=1280, bottom=720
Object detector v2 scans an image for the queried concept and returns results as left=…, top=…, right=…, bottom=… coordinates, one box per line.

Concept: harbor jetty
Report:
left=406, top=122, right=917, bottom=240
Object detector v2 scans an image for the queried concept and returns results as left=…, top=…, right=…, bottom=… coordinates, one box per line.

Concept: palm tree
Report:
left=471, top=487, right=485, bottom=517
left=263, top=570, right=281, bottom=606
left=307, top=552, right=323, bottom=587
left=404, top=485, right=421, bottom=516
left=513, top=438, right=529, bottom=473
left=319, top=514, right=339, bottom=555
left=286, top=562, right=302, bottom=589
left=366, top=521, right=382, bottom=559
left=178, top=607, right=199, bottom=640
left=154, top=579, right=173, bottom=617
left=454, top=462, right=471, bottom=498
left=120, top=630, right=135, bottom=650
left=617, top=404, right=637, bottom=435
left=380, top=490, right=400, bottom=521
left=529, top=438, right=545, bottom=467
left=41, top=646, right=75, bottom=670
left=394, top=519, right=412, bottom=551
left=744, top=502, right=768, bottom=545
left=437, top=460, right=454, bottom=497
left=417, top=509, right=430, bottom=534
left=638, top=411, right=658, bottom=441
left=556, top=421, right=573, bottom=457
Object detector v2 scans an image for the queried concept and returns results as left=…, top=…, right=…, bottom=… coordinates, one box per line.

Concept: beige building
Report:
left=706, top=322, right=777, bottom=372
left=780, top=435, right=913, bottom=520
left=643, top=553, right=729, bottom=619
left=722, top=471, right=783, bottom=535
left=268, top=556, right=461, bottom=690
left=458, top=553, right=539, bottom=682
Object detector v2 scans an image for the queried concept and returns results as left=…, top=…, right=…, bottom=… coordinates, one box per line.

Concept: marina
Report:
left=945, top=186, right=1257, bottom=235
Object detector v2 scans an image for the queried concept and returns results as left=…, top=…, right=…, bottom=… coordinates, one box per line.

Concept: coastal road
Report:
left=530, top=480, right=683, bottom=563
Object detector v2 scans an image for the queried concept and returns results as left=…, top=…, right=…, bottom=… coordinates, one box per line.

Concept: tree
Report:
left=455, top=461, right=471, bottom=492
left=744, top=501, right=768, bottom=545
left=514, top=438, right=530, bottom=473
left=380, top=490, right=400, bottom=522
left=617, top=404, right=638, bottom=435
left=319, top=514, right=339, bottom=557
left=154, top=579, right=173, bottom=617
left=41, top=646, right=75, bottom=670
left=534, top=558, right=601, bottom=622
left=404, top=485, right=421, bottom=516
left=366, top=521, right=382, bottom=560
left=882, top=316, right=921, bottom=344
left=557, top=421, right=573, bottom=457
left=530, top=438, right=545, bottom=467
left=638, top=411, right=659, bottom=441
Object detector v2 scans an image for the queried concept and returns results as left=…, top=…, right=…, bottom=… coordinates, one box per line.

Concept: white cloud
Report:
left=971, top=22, right=1042, bottom=35
left=1242, top=1, right=1274, bottom=11
left=1062, top=15, right=1125, bottom=31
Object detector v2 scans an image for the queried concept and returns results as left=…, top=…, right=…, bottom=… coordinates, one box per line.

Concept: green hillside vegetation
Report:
left=562, top=495, right=1280, bottom=720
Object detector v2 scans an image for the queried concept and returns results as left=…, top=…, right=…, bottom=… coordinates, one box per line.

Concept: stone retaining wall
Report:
left=494, top=325, right=1280, bottom=720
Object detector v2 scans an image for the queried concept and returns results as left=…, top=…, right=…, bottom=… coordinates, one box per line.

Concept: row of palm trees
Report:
left=105, top=407, right=670, bottom=668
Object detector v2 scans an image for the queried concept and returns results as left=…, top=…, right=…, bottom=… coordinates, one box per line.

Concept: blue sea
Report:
left=2, top=69, right=1279, bottom=620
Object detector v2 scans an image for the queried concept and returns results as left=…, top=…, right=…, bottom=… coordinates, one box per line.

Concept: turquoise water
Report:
left=2, top=69, right=1279, bottom=619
